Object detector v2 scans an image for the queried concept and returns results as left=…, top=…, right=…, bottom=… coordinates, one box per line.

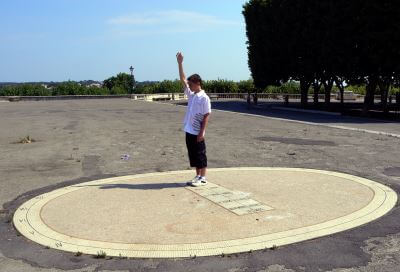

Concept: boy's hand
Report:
left=176, top=52, right=184, bottom=64
left=197, top=134, right=205, bottom=142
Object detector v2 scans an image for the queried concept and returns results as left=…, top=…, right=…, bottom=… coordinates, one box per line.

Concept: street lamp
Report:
left=129, top=66, right=135, bottom=93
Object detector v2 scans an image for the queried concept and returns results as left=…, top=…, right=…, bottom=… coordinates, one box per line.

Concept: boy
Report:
left=176, top=52, right=211, bottom=187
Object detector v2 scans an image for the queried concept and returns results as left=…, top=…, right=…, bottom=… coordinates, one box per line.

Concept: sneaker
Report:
left=191, top=177, right=208, bottom=187
left=199, top=177, right=208, bottom=185
left=187, top=175, right=200, bottom=186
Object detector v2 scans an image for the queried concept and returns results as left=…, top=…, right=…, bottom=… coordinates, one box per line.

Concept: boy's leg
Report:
left=200, top=167, right=206, bottom=177
left=200, top=167, right=207, bottom=183
left=186, top=133, right=201, bottom=185
left=190, top=138, right=208, bottom=187
left=197, top=140, right=207, bottom=183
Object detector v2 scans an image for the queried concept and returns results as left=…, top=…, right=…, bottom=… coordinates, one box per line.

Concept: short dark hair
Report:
left=187, top=74, right=202, bottom=86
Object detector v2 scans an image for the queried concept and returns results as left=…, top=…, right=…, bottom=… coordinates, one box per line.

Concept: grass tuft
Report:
left=94, top=250, right=107, bottom=259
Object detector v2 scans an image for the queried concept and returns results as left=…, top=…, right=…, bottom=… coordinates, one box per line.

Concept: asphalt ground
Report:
left=0, top=99, right=399, bottom=272
left=202, top=100, right=400, bottom=136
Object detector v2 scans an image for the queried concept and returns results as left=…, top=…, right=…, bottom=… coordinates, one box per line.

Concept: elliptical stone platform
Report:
left=13, top=167, right=397, bottom=258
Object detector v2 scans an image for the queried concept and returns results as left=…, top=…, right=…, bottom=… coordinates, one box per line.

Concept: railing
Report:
left=130, top=93, right=359, bottom=101
left=131, top=92, right=399, bottom=104
left=131, top=93, right=187, bottom=101
left=130, top=93, right=307, bottom=101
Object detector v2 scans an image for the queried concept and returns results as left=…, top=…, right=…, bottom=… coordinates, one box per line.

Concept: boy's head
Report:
left=187, top=74, right=202, bottom=91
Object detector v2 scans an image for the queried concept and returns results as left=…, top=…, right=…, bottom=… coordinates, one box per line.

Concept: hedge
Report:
left=2, top=80, right=397, bottom=96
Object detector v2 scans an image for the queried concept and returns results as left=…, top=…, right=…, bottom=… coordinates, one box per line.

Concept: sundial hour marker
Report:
left=186, top=182, right=274, bottom=215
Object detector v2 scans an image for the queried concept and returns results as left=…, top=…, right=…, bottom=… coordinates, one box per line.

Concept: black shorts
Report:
left=185, top=133, right=207, bottom=168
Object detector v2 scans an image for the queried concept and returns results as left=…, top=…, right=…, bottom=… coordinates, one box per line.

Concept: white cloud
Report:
left=107, top=10, right=240, bottom=34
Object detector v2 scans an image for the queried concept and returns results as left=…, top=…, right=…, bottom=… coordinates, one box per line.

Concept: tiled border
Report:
left=13, top=168, right=398, bottom=258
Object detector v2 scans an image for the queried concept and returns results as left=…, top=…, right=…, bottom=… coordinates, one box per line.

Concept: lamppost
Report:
left=129, top=66, right=135, bottom=93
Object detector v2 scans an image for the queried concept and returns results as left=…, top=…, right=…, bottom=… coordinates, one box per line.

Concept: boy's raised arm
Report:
left=176, top=52, right=188, bottom=88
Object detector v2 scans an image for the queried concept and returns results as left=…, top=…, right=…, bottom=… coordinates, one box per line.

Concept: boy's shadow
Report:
left=73, top=182, right=187, bottom=190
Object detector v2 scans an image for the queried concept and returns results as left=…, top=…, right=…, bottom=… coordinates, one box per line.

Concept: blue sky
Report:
left=0, top=0, right=250, bottom=82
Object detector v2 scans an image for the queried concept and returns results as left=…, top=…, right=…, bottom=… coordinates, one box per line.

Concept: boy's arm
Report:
left=197, top=113, right=210, bottom=142
left=176, top=52, right=188, bottom=89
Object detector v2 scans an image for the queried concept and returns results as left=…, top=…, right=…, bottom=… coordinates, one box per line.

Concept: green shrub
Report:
left=264, top=85, right=280, bottom=93
left=110, top=86, right=127, bottom=95
left=51, top=82, right=112, bottom=95
left=263, top=81, right=300, bottom=94
left=390, top=87, right=399, bottom=95
left=282, top=82, right=300, bottom=94
left=346, top=85, right=366, bottom=95
left=152, top=80, right=181, bottom=93
left=0, top=84, right=52, bottom=96
left=145, top=84, right=159, bottom=94
left=237, top=80, right=255, bottom=93
left=134, top=84, right=152, bottom=94
left=52, top=81, right=85, bottom=95
left=0, top=85, right=18, bottom=96
left=85, top=86, right=109, bottom=95
left=133, top=82, right=160, bottom=94
left=203, top=80, right=239, bottom=93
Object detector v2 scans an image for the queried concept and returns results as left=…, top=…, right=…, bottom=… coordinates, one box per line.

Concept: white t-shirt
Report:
left=183, top=86, right=211, bottom=135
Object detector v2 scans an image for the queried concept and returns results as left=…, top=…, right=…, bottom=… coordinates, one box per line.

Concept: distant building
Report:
left=88, top=83, right=102, bottom=88
left=41, top=84, right=53, bottom=90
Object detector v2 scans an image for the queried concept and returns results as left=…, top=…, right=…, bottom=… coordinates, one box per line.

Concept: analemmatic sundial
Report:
left=14, top=167, right=397, bottom=258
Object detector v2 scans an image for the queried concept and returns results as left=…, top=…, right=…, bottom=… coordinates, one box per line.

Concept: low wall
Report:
left=131, top=93, right=187, bottom=101
left=0, top=95, right=131, bottom=102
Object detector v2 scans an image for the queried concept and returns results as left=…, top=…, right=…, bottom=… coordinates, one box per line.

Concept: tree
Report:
left=354, top=0, right=400, bottom=114
left=244, top=0, right=325, bottom=107
left=52, top=81, right=85, bottom=95
left=243, top=0, right=400, bottom=113
left=243, top=0, right=289, bottom=89
left=103, top=73, right=133, bottom=94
